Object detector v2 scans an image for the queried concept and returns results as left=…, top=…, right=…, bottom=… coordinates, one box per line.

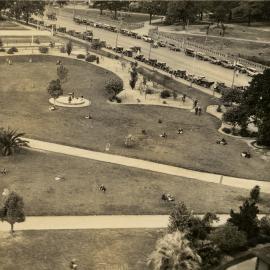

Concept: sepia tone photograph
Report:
left=0, top=0, right=270, bottom=269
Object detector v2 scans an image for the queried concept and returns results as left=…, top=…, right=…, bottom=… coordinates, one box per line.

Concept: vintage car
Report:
left=185, top=48, right=195, bottom=57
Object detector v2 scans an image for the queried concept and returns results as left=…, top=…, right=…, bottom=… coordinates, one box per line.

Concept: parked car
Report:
left=57, top=27, right=66, bottom=33
left=134, top=54, right=145, bottom=62
left=220, top=60, right=234, bottom=69
left=185, top=48, right=195, bottom=57
left=130, top=46, right=141, bottom=53
left=157, top=41, right=166, bottom=47
left=169, top=43, right=180, bottom=51
left=142, top=35, right=152, bottom=42
left=123, top=49, right=133, bottom=57
left=209, top=56, right=221, bottom=65
left=113, top=46, right=124, bottom=53
left=174, top=69, right=187, bottom=79
left=235, top=63, right=246, bottom=73
left=196, top=52, right=206, bottom=61
left=245, top=67, right=260, bottom=77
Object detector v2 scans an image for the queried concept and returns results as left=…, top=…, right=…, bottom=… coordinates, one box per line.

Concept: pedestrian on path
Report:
left=193, top=99, right=198, bottom=108
left=195, top=107, right=199, bottom=115
left=198, top=106, right=202, bottom=116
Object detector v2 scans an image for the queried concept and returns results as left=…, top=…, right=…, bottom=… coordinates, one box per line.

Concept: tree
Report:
left=105, top=78, right=123, bottom=98
left=168, top=202, right=218, bottom=243
left=140, top=1, right=167, bottom=24
left=168, top=202, right=193, bottom=233
left=48, top=79, right=63, bottom=104
left=221, top=88, right=243, bottom=105
left=55, top=0, right=68, bottom=7
left=93, top=1, right=108, bottom=15
left=9, top=0, right=45, bottom=24
left=148, top=231, right=201, bottom=270
left=66, top=40, right=73, bottom=56
left=209, top=223, right=247, bottom=253
left=166, top=1, right=199, bottom=28
left=237, top=69, right=270, bottom=146
left=233, top=1, right=266, bottom=26
left=129, top=66, right=138, bottom=90
left=250, top=185, right=260, bottom=203
left=0, top=192, right=25, bottom=234
left=223, top=106, right=248, bottom=132
left=106, top=1, right=129, bottom=20
left=0, top=128, right=28, bottom=156
left=228, top=199, right=259, bottom=239
left=196, top=241, right=221, bottom=270
left=57, top=64, right=69, bottom=83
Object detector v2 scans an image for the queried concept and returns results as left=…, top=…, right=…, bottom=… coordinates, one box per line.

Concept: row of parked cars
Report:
left=184, top=48, right=261, bottom=77
left=107, top=45, right=216, bottom=89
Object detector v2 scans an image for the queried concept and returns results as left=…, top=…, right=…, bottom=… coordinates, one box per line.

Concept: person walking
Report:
left=195, top=106, right=199, bottom=115
left=198, top=106, right=202, bottom=116
left=193, top=99, right=198, bottom=108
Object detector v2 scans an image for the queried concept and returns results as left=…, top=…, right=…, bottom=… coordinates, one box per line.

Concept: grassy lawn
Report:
left=0, top=55, right=269, bottom=180
left=62, top=7, right=160, bottom=24
left=0, top=229, right=162, bottom=270
left=1, top=150, right=270, bottom=216
left=0, top=36, right=53, bottom=45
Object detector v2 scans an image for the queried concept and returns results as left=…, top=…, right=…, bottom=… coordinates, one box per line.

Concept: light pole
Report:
left=115, top=17, right=123, bottom=48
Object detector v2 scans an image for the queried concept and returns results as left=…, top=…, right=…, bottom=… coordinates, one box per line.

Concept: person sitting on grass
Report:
left=56, top=60, right=62, bottom=65
left=49, top=105, right=56, bottom=111
left=1, top=168, right=7, bottom=175
left=241, top=151, right=251, bottom=158
left=99, top=185, right=106, bottom=193
left=216, top=138, right=227, bottom=145
left=85, top=113, right=92, bottom=120
left=177, top=128, right=184, bottom=135
left=160, top=132, right=168, bottom=139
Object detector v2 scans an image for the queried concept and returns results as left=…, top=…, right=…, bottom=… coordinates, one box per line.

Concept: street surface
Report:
left=38, top=9, right=251, bottom=87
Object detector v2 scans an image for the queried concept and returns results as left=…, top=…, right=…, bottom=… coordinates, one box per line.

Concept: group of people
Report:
left=159, top=128, right=184, bottom=139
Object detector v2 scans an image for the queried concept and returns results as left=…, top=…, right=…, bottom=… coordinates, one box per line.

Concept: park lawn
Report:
left=0, top=228, right=162, bottom=270
left=0, top=150, right=270, bottom=216
left=62, top=6, right=161, bottom=24
left=0, top=20, right=28, bottom=30
left=0, top=55, right=269, bottom=180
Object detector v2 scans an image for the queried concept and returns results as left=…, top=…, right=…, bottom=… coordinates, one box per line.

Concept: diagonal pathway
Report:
left=24, top=138, right=270, bottom=193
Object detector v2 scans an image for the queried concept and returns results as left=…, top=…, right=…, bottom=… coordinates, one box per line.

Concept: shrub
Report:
left=160, top=89, right=171, bottom=99
left=250, top=185, right=260, bottom=203
left=0, top=48, right=5, bottom=52
left=197, top=241, right=221, bottom=270
left=222, top=127, right=231, bottom=134
left=260, top=216, right=270, bottom=236
left=209, top=223, right=248, bottom=253
left=85, top=54, right=97, bottom=62
left=39, top=46, right=49, bottom=54
left=105, top=78, right=123, bottom=98
left=66, top=40, right=72, bottom=56
left=124, top=134, right=136, bottom=148
left=77, top=54, right=85, bottom=59
left=0, top=38, right=2, bottom=47
left=60, top=46, right=66, bottom=53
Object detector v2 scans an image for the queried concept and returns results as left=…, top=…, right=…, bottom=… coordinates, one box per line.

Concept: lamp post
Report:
left=115, top=17, right=123, bottom=48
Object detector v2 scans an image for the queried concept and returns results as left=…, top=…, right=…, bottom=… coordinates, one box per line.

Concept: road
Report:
left=38, top=10, right=251, bottom=87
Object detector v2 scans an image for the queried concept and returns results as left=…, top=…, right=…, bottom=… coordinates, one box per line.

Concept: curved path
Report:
left=25, top=138, right=270, bottom=193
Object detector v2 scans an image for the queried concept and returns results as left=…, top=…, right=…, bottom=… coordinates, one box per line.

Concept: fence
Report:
left=149, top=30, right=268, bottom=72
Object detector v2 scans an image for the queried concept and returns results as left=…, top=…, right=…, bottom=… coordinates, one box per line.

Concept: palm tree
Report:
left=148, top=231, right=201, bottom=270
left=0, top=128, right=28, bottom=156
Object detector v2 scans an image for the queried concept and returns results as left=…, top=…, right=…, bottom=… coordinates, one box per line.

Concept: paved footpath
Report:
left=25, top=138, right=270, bottom=193
left=0, top=214, right=266, bottom=232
